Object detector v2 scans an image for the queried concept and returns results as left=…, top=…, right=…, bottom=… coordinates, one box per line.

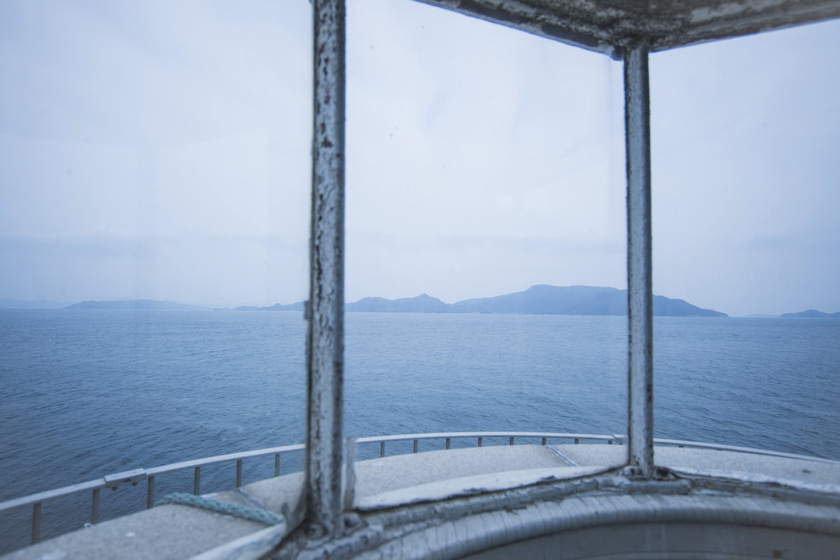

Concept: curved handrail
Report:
left=356, top=431, right=618, bottom=444
left=652, top=438, right=840, bottom=465
left=0, top=443, right=306, bottom=515
left=0, top=443, right=306, bottom=547
left=2, top=432, right=837, bottom=548
left=356, top=432, right=622, bottom=456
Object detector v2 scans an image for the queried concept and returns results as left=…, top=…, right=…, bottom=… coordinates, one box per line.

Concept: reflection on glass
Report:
left=0, top=1, right=310, bottom=551
left=650, top=20, right=840, bottom=461
left=345, top=0, right=627, bottom=479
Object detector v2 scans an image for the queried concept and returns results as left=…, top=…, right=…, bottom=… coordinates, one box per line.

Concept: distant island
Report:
left=8, top=293, right=833, bottom=317
left=231, top=285, right=725, bottom=317
left=51, top=295, right=840, bottom=318
left=344, top=285, right=727, bottom=317
left=780, top=309, right=840, bottom=319
left=234, top=302, right=305, bottom=312
left=65, top=299, right=206, bottom=311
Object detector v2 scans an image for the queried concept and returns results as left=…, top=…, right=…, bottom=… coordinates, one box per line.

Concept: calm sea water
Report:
left=1, top=309, right=839, bottom=552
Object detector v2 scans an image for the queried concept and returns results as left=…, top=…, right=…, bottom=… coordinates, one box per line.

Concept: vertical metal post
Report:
left=445, top=438, right=451, bottom=450
left=380, top=441, right=386, bottom=458
left=624, top=43, right=654, bottom=478
left=275, top=454, right=281, bottom=477
left=413, top=439, right=418, bottom=453
left=32, top=502, right=41, bottom=544
left=91, top=488, right=100, bottom=524
left=147, top=476, right=155, bottom=509
left=343, top=437, right=356, bottom=511
left=236, top=459, right=243, bottom=488
left=307, top=0, right=346, bottom=537
left=194, top=467, right=201, bottom=495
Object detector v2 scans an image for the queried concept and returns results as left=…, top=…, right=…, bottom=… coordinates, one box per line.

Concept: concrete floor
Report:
left=551, top=443, right=840, bottom=485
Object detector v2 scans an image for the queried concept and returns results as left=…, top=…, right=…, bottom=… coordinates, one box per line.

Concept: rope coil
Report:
left=156, top=492, right=284, bottom=526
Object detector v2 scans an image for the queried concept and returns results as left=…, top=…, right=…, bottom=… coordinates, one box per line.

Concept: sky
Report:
left=0, top=0, right=838, bottom=316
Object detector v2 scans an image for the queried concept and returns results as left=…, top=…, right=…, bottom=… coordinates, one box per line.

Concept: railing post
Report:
left=194, top=467, right=201, bottom=495
left=445, top=438, right=451, bottom=450
left=509, top=437, right=515, bottom=446
left=236, top=459, right=243, bottom=488
left=624, top=41, right=655, bottom=478
left=380, top=441, right=386, bottom=458
left=307, top=0, right=346, bottom=538
left=275, top=454, right=281, bottom=477
left=541, top=438, right=547, bottom=446
left=478, top=437, right=483, bottom=447
left=147, top=476, right=155, bottom=509
left=413, top=439, right=418, bottom=453
left=91, top=488, right=100, bottom=524
left=32, top=502, right=41, bottom=544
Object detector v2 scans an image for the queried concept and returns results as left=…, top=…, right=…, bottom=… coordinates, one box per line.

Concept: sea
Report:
left=1, top=309, right=839, bottom=553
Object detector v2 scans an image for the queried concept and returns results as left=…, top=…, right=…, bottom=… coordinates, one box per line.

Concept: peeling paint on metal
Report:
left=307, top=0, right=346, bottom=540
left=274, top=468, right=840, bottom=559
left=624, top=43, right=654, bottom=478
left=412, top=0, right=840, bottom=56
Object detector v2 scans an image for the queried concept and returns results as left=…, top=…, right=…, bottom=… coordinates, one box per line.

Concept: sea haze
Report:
left=0, top=310, right=838, bottom=552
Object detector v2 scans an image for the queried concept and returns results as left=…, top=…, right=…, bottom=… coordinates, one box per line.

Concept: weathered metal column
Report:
left=307, top=0, right=346, bottom=536
left=624, top=43, right=654, bottom=477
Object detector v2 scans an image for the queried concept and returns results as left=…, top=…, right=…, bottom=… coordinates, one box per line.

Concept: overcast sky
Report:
left=1, top=0, right=838, bottom=316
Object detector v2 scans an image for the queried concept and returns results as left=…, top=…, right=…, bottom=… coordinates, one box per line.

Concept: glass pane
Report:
left=345, top=0, right=627, bottom=500
left=651, top=20, right=840, bottom=463
left=0, top=1, right=311, bottom=552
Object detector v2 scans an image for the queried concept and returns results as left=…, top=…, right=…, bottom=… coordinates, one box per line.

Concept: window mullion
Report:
left=624, top=42, right=654, bottom=477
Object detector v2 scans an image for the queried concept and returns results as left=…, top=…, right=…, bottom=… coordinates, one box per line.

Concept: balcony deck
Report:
left=3, top=440, right=839, bottom=560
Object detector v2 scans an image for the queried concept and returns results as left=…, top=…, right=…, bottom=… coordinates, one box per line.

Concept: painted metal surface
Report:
left=414, top=0, right=621, bottom=57
left=657, top=0, right=840, bottom=50
left=277, top=463, right=840, bottom=559
left=413, top=0, right=840, bottom=57
left=307, top=0, right=346, bottom=539
left=399, top=493, right=840, bottom=560
left=624, top=43, right=654, bottom=478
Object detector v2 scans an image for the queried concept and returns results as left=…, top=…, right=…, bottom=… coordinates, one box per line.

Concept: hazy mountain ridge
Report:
left=349, top=285, right=727, bottom=317
left=346, top=293, right=449, bottom=313
left=64, top=299, right=206, bottom=311
left=780, top=309, right=840, bottom=318
left=35, top=289, right=840, bottom=317
left=234, top=302, right=305, bottom=312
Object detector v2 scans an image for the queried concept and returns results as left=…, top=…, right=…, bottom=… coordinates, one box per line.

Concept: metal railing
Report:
left=0, top=443, right=303, bottom=546
left=355, top=431, right=623, bottom=458
left=2, top=432, right=837, bottom=547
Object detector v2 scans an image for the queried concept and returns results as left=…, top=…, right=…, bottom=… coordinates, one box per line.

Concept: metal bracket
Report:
left=104, top=469, right=147, bottom=490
